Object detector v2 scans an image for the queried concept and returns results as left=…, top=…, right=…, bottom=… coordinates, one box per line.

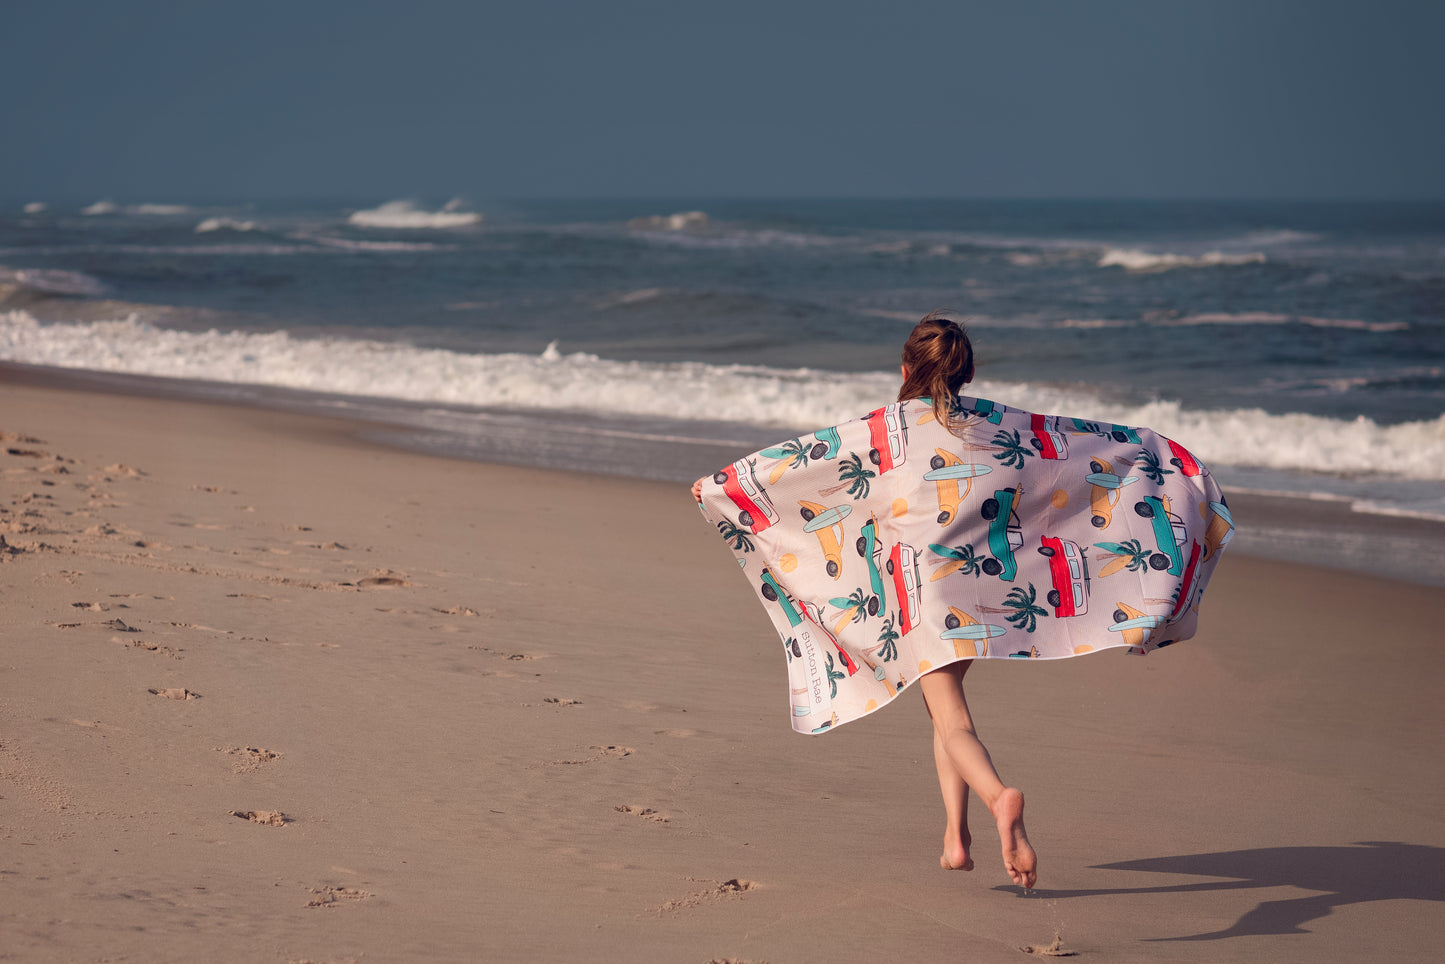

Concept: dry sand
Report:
left=2, top=376, right=1443, bottom=963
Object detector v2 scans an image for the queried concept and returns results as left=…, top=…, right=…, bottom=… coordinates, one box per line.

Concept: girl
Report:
left=693, top=315, right=1037, bottom=888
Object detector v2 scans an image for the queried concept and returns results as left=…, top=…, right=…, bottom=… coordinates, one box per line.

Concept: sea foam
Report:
left=348, top=200, right=482, bottom=229
left=0, top=267, right=109, bottom=298
left=130, top=204, right=191, bottom=215
left=1097, top=248, right=1267, bottom=271
left=195, top=217, right=258, bottom=233
left=2, top=311, right=1442, bottom=483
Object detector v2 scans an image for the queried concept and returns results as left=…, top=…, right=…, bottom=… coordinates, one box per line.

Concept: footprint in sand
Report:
left=170, top=621, right=233, bottom=635
left=71, top=601, right=106, bottom=611
left=1021, top=934, right=1078, bottom=957
left=305, top=885, right=371, bottom=908
left=357, top=574, right=410, bottom=588
left=467, top=645, right=537, bottom=660
left=655, top=879, right=758, bottom=913
left=217, top=746, right=282, bottom=773
left=231, top=809, right=288, bottom=826
left=103, top=464, right=146, bottom=478
left=615, top=805, right=670, bottom=824
left=149, top=687, right=200, bottom=701
left=121, top=639, right=180, bottom=658
left=547, top=744, right=634, bottom=766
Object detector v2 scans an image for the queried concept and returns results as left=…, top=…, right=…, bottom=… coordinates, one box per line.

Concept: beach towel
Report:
left=697, top=394, right=1234, bottom=734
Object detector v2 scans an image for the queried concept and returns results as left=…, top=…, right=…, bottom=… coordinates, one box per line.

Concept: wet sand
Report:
left=3, top=374, right=1443, bottom=963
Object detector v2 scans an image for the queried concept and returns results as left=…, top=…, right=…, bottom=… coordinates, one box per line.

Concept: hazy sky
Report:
left=4, top=0, right=1442, bottom=200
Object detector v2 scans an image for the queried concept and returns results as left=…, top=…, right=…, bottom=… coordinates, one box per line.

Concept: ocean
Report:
left=3, top=198, right=1443, bottom=533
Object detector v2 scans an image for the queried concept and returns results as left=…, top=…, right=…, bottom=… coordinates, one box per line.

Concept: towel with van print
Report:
left=697, top=394, right=1233, bottom=735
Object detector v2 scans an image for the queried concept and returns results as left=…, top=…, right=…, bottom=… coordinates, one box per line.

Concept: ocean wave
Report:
left=348, top=200, right=482, bottom=229
left=1159, top=312, right=1409, bottom=333
left=3, top=311, right=1443, bottom=482
left=629, top=226, right=827, bottom=250
left=23, top=202, right=46, bottom=214
left=81, top=201, right=118, bottom=216
left=299, top=234, right=447, bottom=252
left=627, top=210, right=707, bottom=231
left=195, top=217, right=257, bottom=233
left=129, top=204, right=191, bottom=216
left=1234, top=228, right=1322, bottom=246
left=0, top=267, right=109, bottom=298
left=1097, top=248, right=1267, bottom=271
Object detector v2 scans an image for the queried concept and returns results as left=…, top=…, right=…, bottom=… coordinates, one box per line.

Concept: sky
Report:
left=4, top=0, right=1442, bottom=201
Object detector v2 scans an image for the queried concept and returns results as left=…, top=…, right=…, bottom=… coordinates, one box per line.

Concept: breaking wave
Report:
left=2, top=310, right=1442, bottom=482
left=1097, top=248, right=1267, bottom=271
left=195, top=217, right=258, bottom=233
left=348, top=200, right=482, bottom=229
left=0, top=267, right=109, bottom=298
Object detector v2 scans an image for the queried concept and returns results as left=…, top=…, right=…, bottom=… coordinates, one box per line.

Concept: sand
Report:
left=2, top=375, right=1443, bottom=963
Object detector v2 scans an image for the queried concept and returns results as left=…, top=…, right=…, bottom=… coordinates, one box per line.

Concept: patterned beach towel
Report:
left=697, top=394, right=1234, bottom=734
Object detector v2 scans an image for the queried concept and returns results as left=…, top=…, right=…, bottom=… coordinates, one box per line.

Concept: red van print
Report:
left=1029, top=414, right=1069, bottom=460
left=864, top=403, right=908, bottom=474
left=1165, top=438, right=1203, bottom=477
left=1038, top=535, right=1089, bottom=617
left=887, top=542, right=922, bottom=635
left=715, top=458, right=778, bottom=533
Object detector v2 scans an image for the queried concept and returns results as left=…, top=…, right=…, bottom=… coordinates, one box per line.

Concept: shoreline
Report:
left=3, top=373, right=1444, bottom=961
left=5, top=359, right=1444, bottom=587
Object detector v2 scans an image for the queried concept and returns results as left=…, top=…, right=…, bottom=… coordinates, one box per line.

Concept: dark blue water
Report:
left=4, top=198, right=1441, bottom=425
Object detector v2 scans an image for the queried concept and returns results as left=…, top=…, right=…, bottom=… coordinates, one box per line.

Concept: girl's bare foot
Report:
left=940, top=826, right=975, bottom=871
left=991, top=787, right=1037, bottom=888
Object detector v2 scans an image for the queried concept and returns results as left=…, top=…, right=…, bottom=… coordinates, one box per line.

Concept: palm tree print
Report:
left=825, top=651, right=846, bottom=698
left=1093, top=539, right=1150, bottom=577
left=829, top=587, right=874, bottom=635
left=835, top=452, right=876, bottom=500
left=1134, top=448, right=1173, bottom=485
left=761, top=437, right=810, bottom=484
left=875, top=615, right=900, bottom=662
left=929, top=542, right=982, bottom=581
left=990, top=429, right=1034, bottom=469
left=715, top=519, right=755, bottom=553
left=1001, top=583, right=1048, bottom=633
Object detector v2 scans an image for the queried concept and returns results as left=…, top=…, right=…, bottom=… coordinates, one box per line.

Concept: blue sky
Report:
left=4, top=0, right=1442, bottom=200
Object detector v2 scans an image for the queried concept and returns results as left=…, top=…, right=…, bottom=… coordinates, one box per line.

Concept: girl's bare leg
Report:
left=931, top=726, right=974, bottom=870
left=919, top=662, right=1038, bottom=888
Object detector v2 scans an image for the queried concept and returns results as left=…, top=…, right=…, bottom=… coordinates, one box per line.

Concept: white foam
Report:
left=627, top=211, right=708, bottom=231
left=195, top=217, right=257, bottom=233
left=3, top=310, right=1443, bottom=483
left=348, top=201, right=482, bottom=229
left=1160, top=312, right=1409, bottom=333
left=1098, top=248, right=1267, bottom=271
left=23, top=202, right=46, bottom=214
left=1235, top=229, right=1322, bottom=246
left=129, top=204, right=191, bottom=215
left=300, top=234, right=446, bottom=252
left=0, top=267, right=109, bottom=297
left=81, top=201, right=117, bottom=216
left=596, top=288, right=664, bottom=308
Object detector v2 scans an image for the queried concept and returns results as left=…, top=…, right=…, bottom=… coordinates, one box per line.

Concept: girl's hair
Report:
left=898, top=312, right=975, bottom=429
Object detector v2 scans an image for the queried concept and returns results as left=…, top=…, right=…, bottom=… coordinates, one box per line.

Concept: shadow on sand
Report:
left=999, top=841, right=1444, bottom=941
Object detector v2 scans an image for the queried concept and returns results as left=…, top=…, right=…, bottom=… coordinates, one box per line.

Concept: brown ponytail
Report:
left=898, top=312, right=975, bottom=430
